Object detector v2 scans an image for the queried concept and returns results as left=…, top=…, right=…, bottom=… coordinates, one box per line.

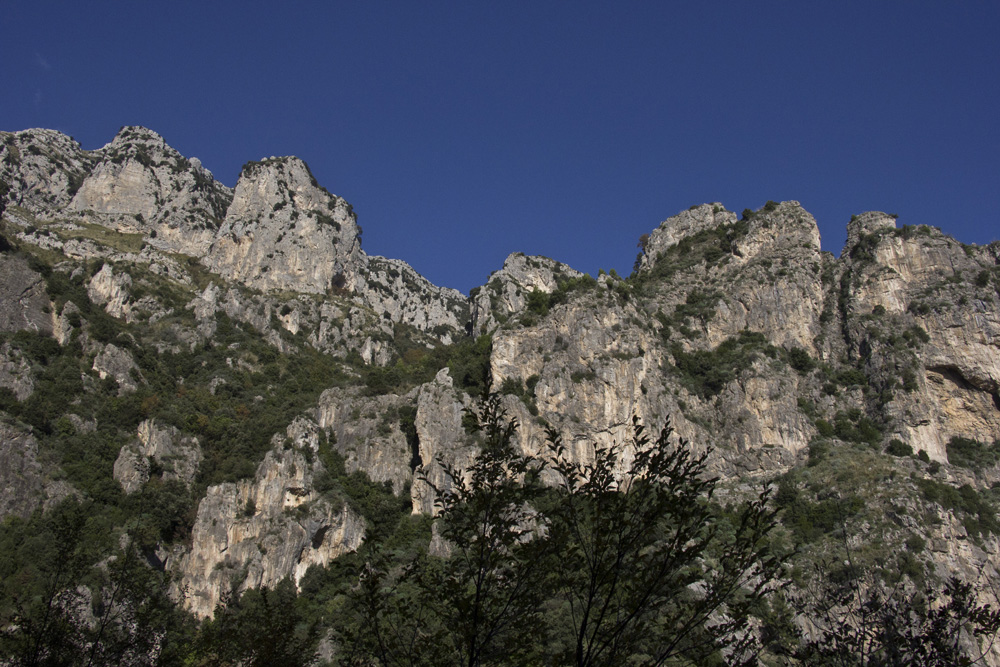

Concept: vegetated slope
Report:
left=2, top=127, right=1000, bottom=662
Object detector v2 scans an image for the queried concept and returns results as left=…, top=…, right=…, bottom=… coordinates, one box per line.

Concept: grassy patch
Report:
left=56, top=221, right=146, bottom=253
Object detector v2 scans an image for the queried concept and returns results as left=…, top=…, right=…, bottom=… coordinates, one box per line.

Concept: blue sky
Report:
left=3, top=1, right=998, bottom=293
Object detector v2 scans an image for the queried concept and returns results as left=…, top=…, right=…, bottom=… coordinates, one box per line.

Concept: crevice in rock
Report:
left=311, top=525, right=329, bottom=549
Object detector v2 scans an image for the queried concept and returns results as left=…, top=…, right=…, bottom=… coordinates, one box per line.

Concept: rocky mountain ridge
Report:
left=2, top=127, right=1000, bottom=643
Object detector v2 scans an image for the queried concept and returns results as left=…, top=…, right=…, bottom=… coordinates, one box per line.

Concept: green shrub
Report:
left=670, top=330, right=777, bottom=398
left=788, top=347, right=816, bottom=373
left=886, top=439, right=913, bottom=457
left=946, top=436, right=1000, bottom=472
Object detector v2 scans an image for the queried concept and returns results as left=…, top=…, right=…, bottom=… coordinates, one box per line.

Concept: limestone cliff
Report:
left=113, top=419, right=203, bottom=494
left=203, top=156, right=362, bottom=295
left=471, top=252, right=583, bottom=334
left=66, top=126, right=232, bottom=256
left=171, top=417, right=365, bottom=618
left=1, top=127, right=469, bottom=349
left=3, top=125, right=1000, bottom=642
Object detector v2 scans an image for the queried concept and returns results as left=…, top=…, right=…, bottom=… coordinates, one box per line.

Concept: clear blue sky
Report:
left=3, top=1, right=998, bottom=293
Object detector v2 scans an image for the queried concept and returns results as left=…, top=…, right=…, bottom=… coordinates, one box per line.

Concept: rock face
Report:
left=837, top=215, right=1000, bottom=461
left=360, top=256, right=470, bottom=341
left=1, top=127, right=467, bottom=347
left=172, top=417, right=365, bottom=618
left=87, top=262, right=133, bottom=320
left=204, top=157, right=363, bottom=295
left=410, top=368, right=477, bottom=515
left=92, top=343, right=142, bottom=394
left=113, top=419, right=202, bottom=494
left=3, top=126, right=1000, bottom=635
left=0, top=129, right=94, bottom=213
left=0, top=342, right=34, bottom=400
left=638, top=203, right=737, bottom=269
left=482, top=201, right=999, bottom=474
left=316, top=388, right=417, bottom=496
left=0, top=254, right=53, bottom=335
left=472, top=252, right=583, bottom=334
left=66, top=127, right=232, bottom=256
left=0, top=421, right=73, bottom=518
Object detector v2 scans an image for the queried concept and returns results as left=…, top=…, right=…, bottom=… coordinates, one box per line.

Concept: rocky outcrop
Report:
left=87, top=262, right=133, bottom=319
left=3, top=127, right=471, bottom=358
left=113, top=419, right=202, bottom=494
left=410, top=368, right=477, bottom=515
left=4, top=126, right=1000, bottom=635
left=0, top=342, right=34, bottom=400
left=0, top=129, right=94, bottom=213
left=316, top=389, right=417, bottom=495
left=92, top=343, right=142, bottom=394
left=66, top=126, right=231, bottom=256
left=172, top=417, right=365, bottom=618
left=0, top=254, right=53, bottom=335
left=360, top=256, right=469, bottom=341
left=482, top=201, right=999, bottom=474
left=638, top=203, right=737, bottom=269
left=203, top=157, right=362, bottom=295
left=471, top=252, right=583, bottom=334
left=0, top=420, right=73, bottom=519
left=839, top=216, right=1000, bottom=461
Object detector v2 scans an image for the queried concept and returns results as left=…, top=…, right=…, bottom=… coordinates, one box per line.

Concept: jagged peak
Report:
left=239, top=155, right=313, bottom=182
left=3, top=128, right=82, bottom=149
left=637, top=203, right=737, bottom=271
left=227, top=154, right=349, bottom=222
left=843, top=211, right=898, bottom=256
left=92, top=126, right=187, bottom=170
left=107, top=125, right=169, bottom=149
left=735, top=200, right=821, bottom=256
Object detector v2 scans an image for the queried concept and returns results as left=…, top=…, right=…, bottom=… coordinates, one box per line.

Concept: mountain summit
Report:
left=2, top=128, right=999, bottom=660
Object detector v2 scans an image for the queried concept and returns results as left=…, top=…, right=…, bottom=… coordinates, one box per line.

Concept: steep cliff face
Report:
left=484, top=203, right=826, bottom=475
left=204, top=157, right=363, bottom=295
left=172, top=417, right=365, bottom=618
left=838, top=214, right=1000, bottom=461
left=66, top=127, right=232, bottom=256
left=3, top=125, right=1000, bottom=638
left=410, top=368, right=477, bottom=515
left=484, top=201, right=999, bottom=475
left=1, top=127, right=471, bottom=354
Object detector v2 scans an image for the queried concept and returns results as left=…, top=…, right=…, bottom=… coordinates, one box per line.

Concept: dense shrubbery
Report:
left=630, top=219, right=748, bottom=288
left=670, top=330, right=778, bottom=398
left=946, top=436, right=1000, bottom=473
left=916, top=478, right=1000, bottom=539
left=362, top=332, right=492, bottom=397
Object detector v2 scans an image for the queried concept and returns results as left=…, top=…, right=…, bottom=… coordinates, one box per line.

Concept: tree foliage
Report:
left=342, top=393, right=784, bottom=666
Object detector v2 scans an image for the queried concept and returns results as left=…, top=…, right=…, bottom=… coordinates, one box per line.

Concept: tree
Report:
left=634, top=233, right=651, bottom=272
left=794, top=563, right=1000, bottom=666
left=544, top=416, right=782, bottom=666
left=343, top=392, right=551, bottom=667
left=195, top=578, right=317, bottom=667
left=0, top=497, right=188, bottom=667
left=342, top=393, right=784, bottom=666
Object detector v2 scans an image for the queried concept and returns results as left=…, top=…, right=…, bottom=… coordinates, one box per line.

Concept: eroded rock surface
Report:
left=172, top=418, right=365, bottom=618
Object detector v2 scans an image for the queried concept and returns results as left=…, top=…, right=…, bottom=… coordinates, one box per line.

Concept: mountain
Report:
left=2, top=127, right=1000, bottom=661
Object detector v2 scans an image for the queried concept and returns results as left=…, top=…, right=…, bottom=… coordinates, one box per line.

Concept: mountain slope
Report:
left=2, top=127, right=1000, bottom=661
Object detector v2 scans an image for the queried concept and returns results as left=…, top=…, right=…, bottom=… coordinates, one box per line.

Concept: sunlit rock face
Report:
left=66, top=126, right=233, bottom=256
left=203, top=156, right=363, bottom=295
left=4, top=125, right=1000, bottom=633
left=171, top=418, right=365, bottom=619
